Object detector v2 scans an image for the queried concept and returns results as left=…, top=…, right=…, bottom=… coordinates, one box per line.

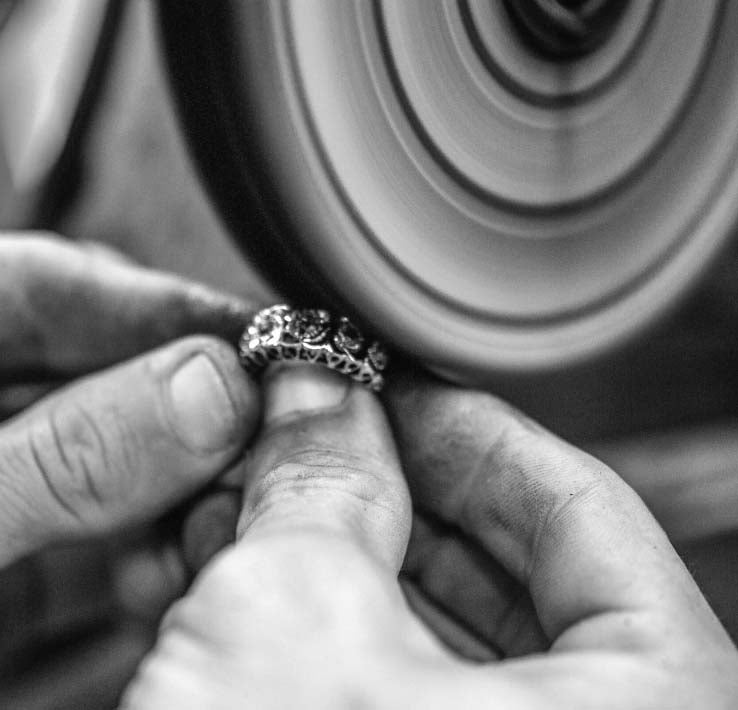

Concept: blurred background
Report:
left=2, top=1, right=738, bottom=707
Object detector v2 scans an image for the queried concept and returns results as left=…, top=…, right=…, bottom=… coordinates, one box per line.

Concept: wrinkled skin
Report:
left=123, top=365, right=738, bottom=709
left=0, top=234, right=261, bottom=705
left=1, top=235, right=737, bottom=709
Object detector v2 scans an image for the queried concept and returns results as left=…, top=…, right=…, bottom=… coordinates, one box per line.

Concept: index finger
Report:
left=384, top=371, right=731, bottom=652
left=0, top=234, right=260, bottom=380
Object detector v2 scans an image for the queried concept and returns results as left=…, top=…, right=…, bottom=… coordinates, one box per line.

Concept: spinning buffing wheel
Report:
left=159, top=0, right=738, bottom=382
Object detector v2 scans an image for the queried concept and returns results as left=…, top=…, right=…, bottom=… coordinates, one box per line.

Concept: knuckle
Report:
left=0, top=233, right=66, bottom=288
left=24, top=400, right=134, bottom=521
left=536, top=474, right=608, bottom=538
left=10, top=233, right=75, bottom=285
left=243, top=447, right=410, bottom=571
left=526, top=460, right=628, bottom=577
left=5, top=232, right=64, bottom=260
left=251, top=448, right=399, bottom=519
left=0, top=235, right=83, bottom=367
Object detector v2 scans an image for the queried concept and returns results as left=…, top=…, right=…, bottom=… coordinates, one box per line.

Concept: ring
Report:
left=238, top=305, right=388, bottom=391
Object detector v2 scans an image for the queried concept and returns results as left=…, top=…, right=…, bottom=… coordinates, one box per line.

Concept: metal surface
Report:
left=239, top=305, right=388, bottom=391
left=160, top=0, right=738, bottom=380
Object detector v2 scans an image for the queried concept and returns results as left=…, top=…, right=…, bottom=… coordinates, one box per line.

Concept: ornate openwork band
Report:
left=238, top=305, right=388, bottom=391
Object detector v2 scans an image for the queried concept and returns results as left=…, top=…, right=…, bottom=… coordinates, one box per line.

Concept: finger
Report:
left=136, top=476, right=244, bottom=595
left=113, top=543, right=188, bottom=622
left=0, top=381, right=60, bottom=421
left=181, top=488, right=241, bottom=574
left=403, top=512, right=547, bottom=658
left=122, top=368, right=416, bottom=710
left=399, top=576, right=501, bottom=663
left=385, top=371, right=733, bottom=653
left=76, top=239, right=135, bottom=264
left=0, top=233, right=259, bottom=379
left=0, top=336, right=260, bottom=565
left=237, top=363, right=411, bottom=573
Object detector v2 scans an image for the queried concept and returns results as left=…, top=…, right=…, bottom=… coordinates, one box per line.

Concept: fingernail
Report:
left=264, top=364, right=349, bottom=426
left=169, top=353, right=238, bottom=452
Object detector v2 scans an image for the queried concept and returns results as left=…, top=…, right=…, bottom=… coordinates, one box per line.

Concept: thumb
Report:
left=237, top=364, right=411, bottom=572
left=120, top=368, right=428, bottom=709
left=0, top=337, right=259, bottom=565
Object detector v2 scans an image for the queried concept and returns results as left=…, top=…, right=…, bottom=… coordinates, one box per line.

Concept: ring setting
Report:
left=239, top=305, right=388, bottom=391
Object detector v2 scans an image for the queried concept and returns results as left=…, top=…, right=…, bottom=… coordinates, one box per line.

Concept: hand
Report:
left=0, top=234, right=261, bottom=706
left=122, top=366, right=738, bottom=709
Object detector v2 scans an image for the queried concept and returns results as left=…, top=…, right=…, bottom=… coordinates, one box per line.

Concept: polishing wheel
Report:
left=159, top=1, right=738, bottom=381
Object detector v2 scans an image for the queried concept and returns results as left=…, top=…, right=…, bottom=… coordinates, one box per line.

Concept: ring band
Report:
left=238, top=305, right=388, bottom=391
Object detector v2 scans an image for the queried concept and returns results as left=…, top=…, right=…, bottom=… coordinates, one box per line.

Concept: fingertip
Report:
left=161, top=336, right=262, bottom=456
left=238, top=364, right=411, bottom=571
left=254, top=364, right=398, bottom=474
left=178, top=282, right=260, bottom=345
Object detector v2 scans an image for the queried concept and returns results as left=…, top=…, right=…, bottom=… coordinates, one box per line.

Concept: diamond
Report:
left=250, top=305, right=288, bottom=346
left=366, top=342, right=388, bottom=371
left=288, top=308, right=331, bottom=344
left=332, top=317, right=364, bottom=355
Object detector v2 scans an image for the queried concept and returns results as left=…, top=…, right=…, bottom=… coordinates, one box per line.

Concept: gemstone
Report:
left=332, top=317, right=364, bottom=355
left=366, top=342, right=388, bottom=371
left=250, top=305, right=287, bottom=346
left=288, top=308, right=331, bottom=344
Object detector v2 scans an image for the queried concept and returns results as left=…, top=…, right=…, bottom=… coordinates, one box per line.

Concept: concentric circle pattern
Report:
left=163, top=1, right=738, bottom=379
